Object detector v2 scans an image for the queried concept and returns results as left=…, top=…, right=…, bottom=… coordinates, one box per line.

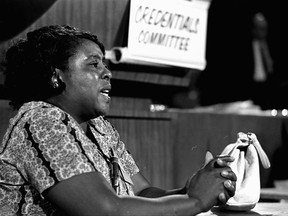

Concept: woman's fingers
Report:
left=218, top=192, right=227, bottom=204
left=221, top=169, right=237, bottom=181
left=218, top=180, right=236, bottom=205
left=224, top=179, right=236, bottom=197
left=215, top=156, right=235, bottom=167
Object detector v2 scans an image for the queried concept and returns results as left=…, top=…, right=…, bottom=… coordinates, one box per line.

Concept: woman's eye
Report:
left=92, top=62, right=99, bottom=68
left=92, top=61, right=108, bottom=69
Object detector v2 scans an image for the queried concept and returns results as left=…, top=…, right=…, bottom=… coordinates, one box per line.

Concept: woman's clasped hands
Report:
left=185, top=151, right=237, bottom=212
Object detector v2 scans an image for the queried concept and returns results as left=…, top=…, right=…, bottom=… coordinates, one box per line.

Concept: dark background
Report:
left=1, top=0, right=287, bottom=109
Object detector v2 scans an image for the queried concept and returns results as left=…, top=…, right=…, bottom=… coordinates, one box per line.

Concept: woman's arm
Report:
left=47, top=172, right=202, bottom=216
left=132, top=172, right=186, bottom=197
left=133, top=153, right=236, bottom=200
left=46, top=155, right=236, bottom=216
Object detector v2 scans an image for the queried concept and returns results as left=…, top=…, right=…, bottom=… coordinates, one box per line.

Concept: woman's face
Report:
left=58, top=39, right=112, bottom=122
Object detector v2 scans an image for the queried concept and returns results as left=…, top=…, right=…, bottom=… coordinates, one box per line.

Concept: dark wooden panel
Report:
left=13, top=0, right=129, bottom=49
left=108, top=114, right=175, bottom=189
left=171, top=111, right=285, bottom=188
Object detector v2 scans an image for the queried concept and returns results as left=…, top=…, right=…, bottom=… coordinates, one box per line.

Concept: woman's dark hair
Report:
left=4, top=24, right=105, bottom=110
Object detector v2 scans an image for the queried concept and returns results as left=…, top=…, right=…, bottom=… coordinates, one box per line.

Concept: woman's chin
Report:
left=98, top=104, right=110, bottom=116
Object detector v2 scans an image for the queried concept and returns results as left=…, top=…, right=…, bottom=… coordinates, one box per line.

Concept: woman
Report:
left=0, top=25, right=236, bottom=216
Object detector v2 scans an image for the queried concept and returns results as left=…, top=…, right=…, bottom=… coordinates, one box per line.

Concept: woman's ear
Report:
left=55, top=68, right=65, bottom=83
left=51, top=68, right=65, bottom=89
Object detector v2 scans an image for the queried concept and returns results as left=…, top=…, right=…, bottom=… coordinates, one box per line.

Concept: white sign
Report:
left=127, top=0, right=211, bottom=70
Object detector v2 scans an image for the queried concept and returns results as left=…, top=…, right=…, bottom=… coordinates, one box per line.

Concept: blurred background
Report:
left=1, top=0, right=287, bottom=110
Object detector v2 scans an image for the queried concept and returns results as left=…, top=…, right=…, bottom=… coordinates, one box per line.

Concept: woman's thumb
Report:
left=205, top=151, right=214, bottom=165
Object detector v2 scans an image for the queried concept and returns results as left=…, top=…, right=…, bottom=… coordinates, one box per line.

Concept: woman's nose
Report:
left=102, top=68, right=112, bottom=81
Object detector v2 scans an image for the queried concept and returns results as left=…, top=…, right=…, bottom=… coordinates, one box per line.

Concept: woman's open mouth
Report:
left=100, top=85, right=111, bottom=101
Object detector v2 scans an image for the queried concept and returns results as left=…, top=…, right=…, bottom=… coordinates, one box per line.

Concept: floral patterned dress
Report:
left=0, top=101, right=139, bottom=216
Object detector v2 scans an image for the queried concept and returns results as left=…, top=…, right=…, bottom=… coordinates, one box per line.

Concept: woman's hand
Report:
left=185, top=151, right=237, bottom=212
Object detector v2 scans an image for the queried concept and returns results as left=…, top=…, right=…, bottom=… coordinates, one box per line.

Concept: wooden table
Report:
left=261, top=188, right=288, bottom=201
left=197, top=202, right=288, bottom=216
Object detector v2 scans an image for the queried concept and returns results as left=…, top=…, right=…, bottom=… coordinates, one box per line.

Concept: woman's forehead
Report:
left=73, top=40, right=104, bottom=60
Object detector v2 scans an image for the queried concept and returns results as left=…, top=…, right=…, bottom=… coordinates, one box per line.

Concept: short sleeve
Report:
left=23, top=107, right=95, bottom=193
